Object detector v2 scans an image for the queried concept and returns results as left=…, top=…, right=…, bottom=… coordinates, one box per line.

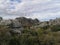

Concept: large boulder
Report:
left=9, top=20, right=22, bottom=28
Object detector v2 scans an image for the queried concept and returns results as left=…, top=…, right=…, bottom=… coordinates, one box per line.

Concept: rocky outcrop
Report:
left=15, top=17, right=39, bottom=27
left=49, top=18, right=60, bottom=25
left=0, top=19, right=23, bottom=35
left=0, top=17, right=40, bottom=35
left=0, top=17, right=60, bottom=35
left=37, top=18, right=60, bottom=28
left=0, top=17, right=60, bottom=29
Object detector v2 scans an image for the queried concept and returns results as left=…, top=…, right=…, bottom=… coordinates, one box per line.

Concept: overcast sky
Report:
left=0, top=0, right=60, bottom=21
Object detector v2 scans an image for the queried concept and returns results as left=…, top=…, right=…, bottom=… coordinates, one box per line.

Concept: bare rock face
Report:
left=0, top=17, right=40, bottom=35
left=0, top=19, right=22, bottom=28
left=49, top=18, right=60, bottom=25
left=15, top=17, right=39, bottom=27
left=9, top=20, right=22, bottom=28
left=38, top=21, right=48, bottom=27
left=0, top=19, right=24, bottom=35
left=38, top=18, right=60, bottom=28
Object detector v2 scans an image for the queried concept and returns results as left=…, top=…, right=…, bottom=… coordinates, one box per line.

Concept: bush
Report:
left=51, top=25, right=60, bottom=32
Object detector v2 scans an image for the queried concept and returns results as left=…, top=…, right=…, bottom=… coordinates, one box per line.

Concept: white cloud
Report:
left=0, top=0, right=60, bottom=21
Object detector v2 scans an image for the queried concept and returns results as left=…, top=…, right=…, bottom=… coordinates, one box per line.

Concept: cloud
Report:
left=0, top=0, right=60, bottom=21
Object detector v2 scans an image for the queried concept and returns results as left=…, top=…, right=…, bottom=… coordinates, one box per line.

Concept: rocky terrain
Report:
left=0, top=17, right=60, bottom=45
left=0, top=17, right=39, bottom=35
left=0, top=17, right=60, bottom=34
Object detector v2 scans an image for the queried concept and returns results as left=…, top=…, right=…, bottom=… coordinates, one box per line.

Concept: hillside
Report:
left=0, top=17, right=60, bottom=45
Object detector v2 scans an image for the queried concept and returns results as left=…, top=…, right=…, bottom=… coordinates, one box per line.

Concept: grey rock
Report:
left=10, top=29, right=21, bottom=34
left=0, top=20, right=12, bottom=25
left=10, top=20, right=22, bottom=28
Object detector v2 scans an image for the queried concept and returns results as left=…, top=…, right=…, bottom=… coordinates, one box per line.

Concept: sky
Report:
left=0, top=0, right=60, bottom=21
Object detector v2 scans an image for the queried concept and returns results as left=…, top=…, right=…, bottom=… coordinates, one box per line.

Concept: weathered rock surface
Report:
left=0, top=17, right=39, bottom=35
left=35, top=18, right=60, bottom=29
